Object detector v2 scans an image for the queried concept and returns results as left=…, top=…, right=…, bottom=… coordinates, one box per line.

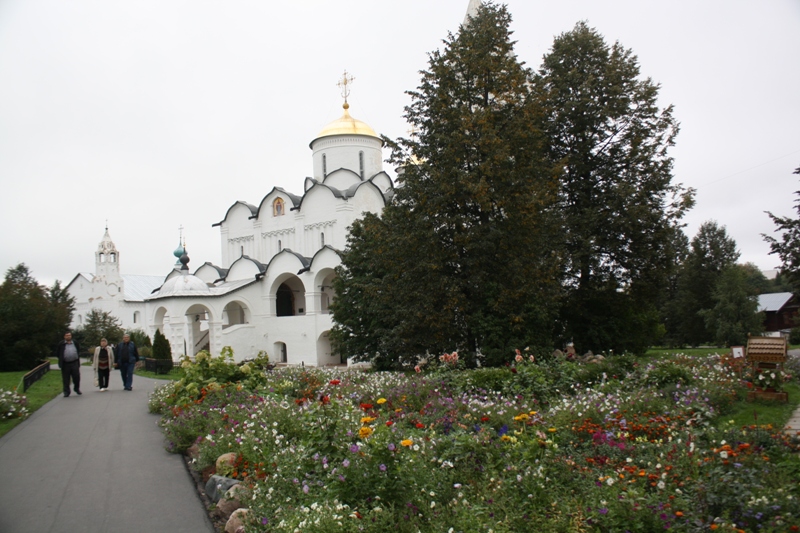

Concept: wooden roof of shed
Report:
left=746, top=336, right=787, bottom=362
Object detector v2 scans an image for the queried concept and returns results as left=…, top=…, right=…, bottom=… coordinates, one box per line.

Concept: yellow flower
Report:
left=358, top=426, right=374, bottom=439
left=377, top=398, right=387, bottom=404
left=548, top=427, right=557, bottom=433
left=501, top=435, right=512, bottom=442
left=361, top=416, right=376, bottom=424
left=513, top=413, right=529, bottom=422
left=400, top=439, right=413, bottom=447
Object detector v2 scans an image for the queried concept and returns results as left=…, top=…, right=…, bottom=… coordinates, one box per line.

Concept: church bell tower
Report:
left=95, top=226, right=123, bottom=297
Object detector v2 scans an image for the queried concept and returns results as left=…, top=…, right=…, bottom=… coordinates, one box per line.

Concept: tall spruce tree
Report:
left=331, top=4, right=562, bottom=368
left=533, top=22, right=694, bottom=354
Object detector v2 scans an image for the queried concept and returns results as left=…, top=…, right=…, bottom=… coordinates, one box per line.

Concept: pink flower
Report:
left=414, top=365, right=421, bottom=373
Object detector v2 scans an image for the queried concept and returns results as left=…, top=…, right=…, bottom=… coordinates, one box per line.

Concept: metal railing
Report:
left=23, top=360, right=50, bottom=392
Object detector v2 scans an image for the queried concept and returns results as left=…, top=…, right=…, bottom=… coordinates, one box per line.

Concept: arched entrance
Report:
left=185, top=304, right=213, bottom=355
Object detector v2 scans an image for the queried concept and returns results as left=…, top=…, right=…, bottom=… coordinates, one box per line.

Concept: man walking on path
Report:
left=55, top=331, right=81, bottom=397
left=116, top=333, right=139, bottom=391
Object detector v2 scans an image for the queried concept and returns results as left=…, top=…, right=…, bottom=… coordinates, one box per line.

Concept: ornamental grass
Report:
left=149, top=350, right=800, bottom=532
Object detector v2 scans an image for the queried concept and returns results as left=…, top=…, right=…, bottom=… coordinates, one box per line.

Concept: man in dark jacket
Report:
left=116, top=333, right=139, bottom=391
left=55, top=331, right=81, bottom=397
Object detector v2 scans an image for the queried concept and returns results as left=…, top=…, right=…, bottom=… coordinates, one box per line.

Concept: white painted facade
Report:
left=68, top=102, right=393, bottom=366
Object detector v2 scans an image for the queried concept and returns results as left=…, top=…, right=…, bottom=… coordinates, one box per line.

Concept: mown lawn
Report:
left=0, top=368, right=63, bottom=439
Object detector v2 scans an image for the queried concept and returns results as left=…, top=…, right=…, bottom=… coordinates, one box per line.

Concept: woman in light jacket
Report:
left=92, top=338, right=115, bottom=391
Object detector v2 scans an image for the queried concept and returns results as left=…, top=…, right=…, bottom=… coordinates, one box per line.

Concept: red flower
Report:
left=329, top=379, right=341, bottom=386
left=481, top=416, right=490, bottom=422
left=319, top=395, right=330, bottom=405
left=416, top=423, right=425, bottom=429
left=360, top=403, right=373, bottom=411
left=386, top=420, right=394, bottom=427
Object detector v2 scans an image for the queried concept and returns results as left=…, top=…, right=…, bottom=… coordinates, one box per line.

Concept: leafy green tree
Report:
left=739, top=262, right=771, bottom=296
left=673, top=221, right=740, bottom=346
left=763, top=167, right=800, bottom=293
left=75, top=309, right=124, bottom=352
left=0, top=264, right=73, bottom=371
left=332, top=4, right=562, bottom=368
left=701, top=264, right=764, bottom=346
left=45, top=280, right=75, bottom=348
left=533, top=22, right=694, bottom=354
left=151, top=329, right=171, bottom=360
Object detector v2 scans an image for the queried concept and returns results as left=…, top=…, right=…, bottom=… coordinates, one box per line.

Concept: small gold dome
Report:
left=313, top=105, right=379, bottom=143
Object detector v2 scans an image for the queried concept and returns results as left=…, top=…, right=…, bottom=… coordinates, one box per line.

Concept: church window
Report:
left=321, top=232, right=325, bottom=246
left=100, top=254, right=106, bottom=263
left=278, top=239, right=282, bottom=251
left=273, top=198, right=285, bottom=216
left=359, top=151, right=364, bottom=178
left=110, top=253, right=116, bottom=263
left=322, top=154, right=327, bottom=176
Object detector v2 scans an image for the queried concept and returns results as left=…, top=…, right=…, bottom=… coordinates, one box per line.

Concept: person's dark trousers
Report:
left=61, top=361, right=80, bottom=396
left=98, top=368, right=110, bottom=389
left=119, top=361, right=136, bottom=390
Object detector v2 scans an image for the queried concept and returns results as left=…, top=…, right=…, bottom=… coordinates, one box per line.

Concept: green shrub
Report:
left=152, top=329, right=171, bottom=360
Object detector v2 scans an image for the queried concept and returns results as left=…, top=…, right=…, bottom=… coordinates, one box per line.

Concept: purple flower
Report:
left=303, top=484, right=309, bottom=494
left=261, top=517, right=269, bottom=525
left=350, top=444, right=360, bottom=453
left=388, top=443, right=396, bottom=451
left=342, top=459, right=350, bottom=468
left=599, top=508, right=608, bottom=515
left=379, top=464, right=387, bottom=471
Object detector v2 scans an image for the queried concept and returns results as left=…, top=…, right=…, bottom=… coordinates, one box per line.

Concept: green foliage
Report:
left=701, top=264, right=765, bottom=346
left=790, top=326, right=800, bottom=345
left=332, top=4, right=561, bottom=368
left=670, top=221, right=740, bottom=346
left=127, top=329, right=152, bottom=348
left=151, top=329, right=171, bottom=360
left=534, top=21, right=693, bottom=355
left=74, top=309, right=124, bottom=353
left=0, top=264, right=74, bottom=371
left=763, top=166, right=800, bottom=293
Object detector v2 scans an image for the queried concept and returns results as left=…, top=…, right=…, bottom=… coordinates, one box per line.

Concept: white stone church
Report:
left=68, top=86, right=394, bottom=366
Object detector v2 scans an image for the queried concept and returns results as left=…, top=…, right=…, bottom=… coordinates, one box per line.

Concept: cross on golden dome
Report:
left=337, top=70, right=355, bottom=108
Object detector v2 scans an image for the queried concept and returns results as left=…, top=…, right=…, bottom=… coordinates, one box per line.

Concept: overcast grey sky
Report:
left=1, top=0, right=798, bottom=288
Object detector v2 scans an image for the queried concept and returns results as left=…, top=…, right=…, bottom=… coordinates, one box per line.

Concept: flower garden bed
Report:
left=149, top=349, right=800, bottom=532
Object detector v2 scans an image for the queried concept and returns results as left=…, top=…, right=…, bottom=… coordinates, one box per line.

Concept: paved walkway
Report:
left=0, top=364, right=214, bottom=533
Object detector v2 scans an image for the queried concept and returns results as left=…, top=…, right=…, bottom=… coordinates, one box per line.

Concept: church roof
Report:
left=147, top=277, right=258, bottom=300
left=122, top=275, right=165, bottom=301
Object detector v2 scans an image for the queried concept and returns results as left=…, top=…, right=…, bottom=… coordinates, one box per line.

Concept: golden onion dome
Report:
left=311, top=103, right=380, bottom=145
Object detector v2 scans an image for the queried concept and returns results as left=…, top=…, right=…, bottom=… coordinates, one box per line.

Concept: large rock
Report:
left=225, top=508, right=249, bottom=533
left=218, top=483, right=247, bottom=516
left=216, top=452, right=238, bottom=475
left=205, top=474, right=239, bottom=502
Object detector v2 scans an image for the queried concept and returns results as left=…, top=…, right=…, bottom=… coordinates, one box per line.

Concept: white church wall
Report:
left=323, top=169, right=361, bottom=191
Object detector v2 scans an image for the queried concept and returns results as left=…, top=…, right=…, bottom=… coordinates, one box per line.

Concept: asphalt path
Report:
left=0, top=363, right=214, bottom=533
